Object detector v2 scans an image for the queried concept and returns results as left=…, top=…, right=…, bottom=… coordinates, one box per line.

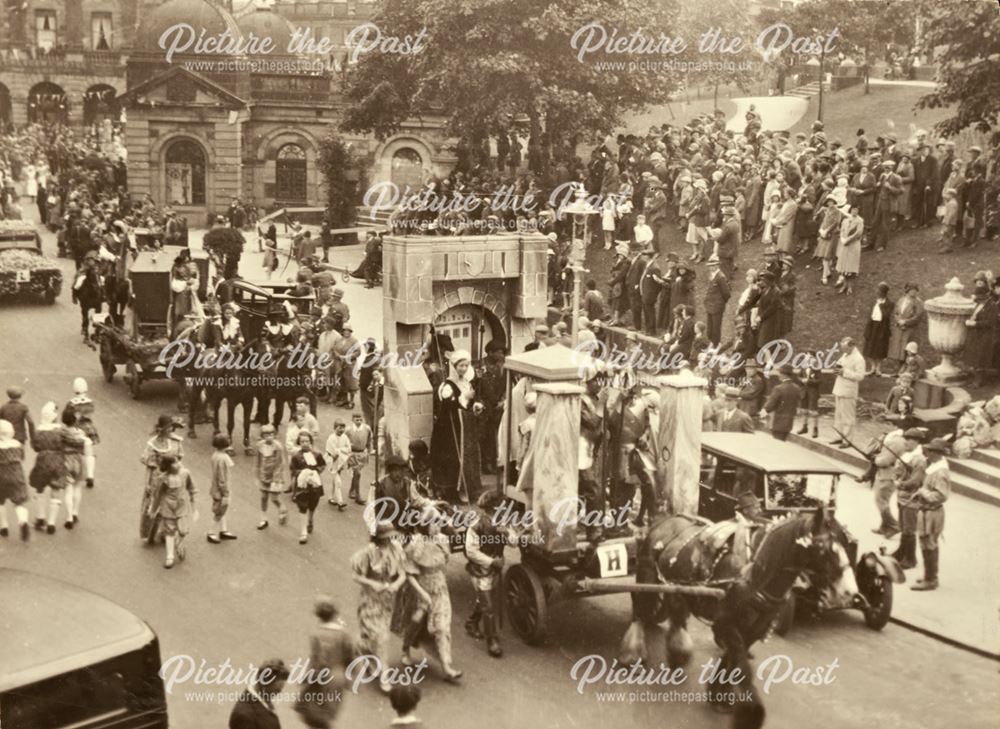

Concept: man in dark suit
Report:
left=667, top=305, right=696, bottom=362
left=625, top=245, right=650, bottom=330
left=911, top=143, right=939, bottom=227
left=228, top=659, right=289, bottom=729
left=703, top=255, right=731, bottom=346
left=645, top=182, right=670, bottom=255
left=762, top=364, right=802, bottom=441
left=715, top=199, right=741, bottom=279
left=754, top=271, right=783, bottom=361
left=936, top=140, right=955, bottom=207
left=640, top=247, right=664, bottom=336
left=717, top=386, right=756, bottom=432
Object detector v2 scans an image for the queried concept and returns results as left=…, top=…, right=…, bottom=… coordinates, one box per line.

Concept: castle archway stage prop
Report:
left=381, top=232, right=548, bottom=457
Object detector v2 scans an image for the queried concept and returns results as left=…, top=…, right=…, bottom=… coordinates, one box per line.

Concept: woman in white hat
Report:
left=430, top=350, right=484, bottom=503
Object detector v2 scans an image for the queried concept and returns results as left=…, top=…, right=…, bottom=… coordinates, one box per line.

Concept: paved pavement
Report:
left=789, top=412, right=1000, bottom=657
left=727, top=97, right=809, bottom=133
left=1, top=206, right=998, bottom=728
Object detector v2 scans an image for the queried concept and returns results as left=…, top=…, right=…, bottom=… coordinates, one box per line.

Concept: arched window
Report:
left=390, top=147, right=423, bottom=193
left=83, top=84, right=118, bottom=127
left=275, top=143, right=307, bottom=202
left=164, top=139, right=206, bottom=206
left=28, top=82, right=68, bottom=125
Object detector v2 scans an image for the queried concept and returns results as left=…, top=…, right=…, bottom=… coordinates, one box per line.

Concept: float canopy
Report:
left=503, top=344, right=602, bottom=381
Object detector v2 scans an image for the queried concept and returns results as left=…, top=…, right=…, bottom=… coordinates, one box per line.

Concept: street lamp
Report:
left=561, top=187, right=598, bottom=340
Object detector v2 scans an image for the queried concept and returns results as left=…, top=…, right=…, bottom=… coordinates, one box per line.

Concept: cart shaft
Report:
left=576, top=578, right=726, bottom=599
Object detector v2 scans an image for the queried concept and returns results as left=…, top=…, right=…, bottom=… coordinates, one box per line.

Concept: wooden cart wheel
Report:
left=863, top=576, right=893, bottom=631
left=504, top=563, right=548, bottom=645
left=772, top=592, right=796, bottom=636
left=99, top=338, right=115, bottom=382
left=127, top=362, right=143, bottom=399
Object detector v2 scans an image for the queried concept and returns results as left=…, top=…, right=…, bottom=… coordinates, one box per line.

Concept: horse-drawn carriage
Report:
left=227, top=279, right=316, bottom=342
left=94, top=251, right=176, bottom=399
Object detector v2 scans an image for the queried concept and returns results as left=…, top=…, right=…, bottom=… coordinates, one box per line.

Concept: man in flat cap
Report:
left=871, top=159, right=902, bottom=251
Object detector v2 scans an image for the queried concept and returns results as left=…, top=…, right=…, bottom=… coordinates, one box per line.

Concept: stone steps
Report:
left=786, top=81, right=827, bottom=99
left=971, top=447, right=1000, bottom=469
left=787, top=432, right=1000, bottom=508
left=356, top=205, right=393, bottom=229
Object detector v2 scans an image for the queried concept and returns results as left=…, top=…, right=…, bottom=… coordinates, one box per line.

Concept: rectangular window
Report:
left=92, top=12, right=113, bottom=50
left=35, top=10, right=57, bottom=51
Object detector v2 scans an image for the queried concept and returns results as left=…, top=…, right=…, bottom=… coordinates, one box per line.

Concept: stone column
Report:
left=530, top=382, right=583, bottom=554
left=656, top=371, right=707, bottom=516
left=382, top=236, right=435, bottom=457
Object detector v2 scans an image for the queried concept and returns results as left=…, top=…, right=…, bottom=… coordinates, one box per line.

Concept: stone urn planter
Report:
left=924, top=277, right=975, bottom=384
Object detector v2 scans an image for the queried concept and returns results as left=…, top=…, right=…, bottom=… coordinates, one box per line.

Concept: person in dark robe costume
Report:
left=430, top=350, right=483, bottom=504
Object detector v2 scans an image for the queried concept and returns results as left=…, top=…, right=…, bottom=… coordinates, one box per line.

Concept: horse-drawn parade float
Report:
left=75, top=221, right=909, bottom=727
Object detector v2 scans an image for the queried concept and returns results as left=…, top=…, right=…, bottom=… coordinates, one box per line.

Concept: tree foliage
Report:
left=916, top=0, right=1000, bottom=135
left=677, top=0, right=758, bottom=97
left=340, top=0, right=682, bottom=171
left=202, top=227, right=245, bottom=279
left=318, top=134, right=364, bottom=231
left=758, top=0, right=913, bottom=61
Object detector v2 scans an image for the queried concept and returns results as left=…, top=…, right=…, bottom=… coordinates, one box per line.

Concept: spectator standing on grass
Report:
left=863, top=282, right=894, bottom=377
left=830, top=336, right=866, bottom=449
left=887, top=283, right=924, bottom=369
left=835, top=205, right=863, bottom=295
left=762, top=364, right=801, bottom=441
left=911, top=143, right=939, bottom=228
left=703, top=255, right=730, bottom=346
left=964, top=280, right=998, bottom=387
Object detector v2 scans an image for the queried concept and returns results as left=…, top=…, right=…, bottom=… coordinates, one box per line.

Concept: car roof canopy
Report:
left=701, top=432, right=846, bottom=475
left=0, top=569, right=155, bottom=691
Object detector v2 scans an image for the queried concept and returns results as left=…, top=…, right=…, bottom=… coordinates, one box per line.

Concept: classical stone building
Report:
left=1, top=0, right=455, bottom=216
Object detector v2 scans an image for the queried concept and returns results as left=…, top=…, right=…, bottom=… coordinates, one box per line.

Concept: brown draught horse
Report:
left=622, top=509, right=842, bottom=729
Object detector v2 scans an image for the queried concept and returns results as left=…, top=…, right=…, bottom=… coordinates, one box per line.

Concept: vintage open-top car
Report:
left=698, top=431, right=903, bottom=633
left=0, top=220, right=62, bottom=304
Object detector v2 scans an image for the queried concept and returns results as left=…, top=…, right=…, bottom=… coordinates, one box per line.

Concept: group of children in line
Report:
left=0, top=381, right=98, bottom=542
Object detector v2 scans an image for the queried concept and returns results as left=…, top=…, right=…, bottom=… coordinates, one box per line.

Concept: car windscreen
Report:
left=766, top=473, right=837, bottom=510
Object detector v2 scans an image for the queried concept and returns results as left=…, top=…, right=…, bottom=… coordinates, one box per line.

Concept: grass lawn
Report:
left=584, top=221, right=999, bottom=394
left=582, top=83, right=998, bottom=396
left=788, top=82, right=954, bottom=145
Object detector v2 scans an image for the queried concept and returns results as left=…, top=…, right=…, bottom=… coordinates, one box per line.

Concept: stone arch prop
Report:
left=381, top=232, right=548, bottom=458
